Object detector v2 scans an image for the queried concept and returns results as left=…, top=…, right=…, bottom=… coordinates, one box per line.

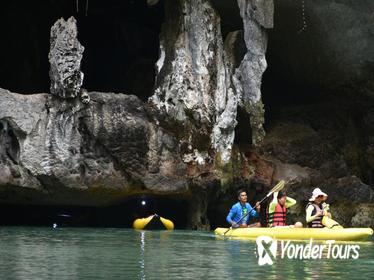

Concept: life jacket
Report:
left=267, top=203, right=286, bottom=227
left=306, top=202, right=324, bottom=228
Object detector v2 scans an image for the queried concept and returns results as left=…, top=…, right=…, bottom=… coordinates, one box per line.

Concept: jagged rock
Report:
left=260, top=122, right=349, bottom=178
left=187, top=186, right=210, bottom=230
left=351, top=204, right=374, bottom=228
left=1, top=0, right=372, bottom=230
left=0, top=119, right=20, bottom=164
left=49, top=17, right=84, bottom=98
left=224, top=30, right=246, bottom=72
left=0, top=88, right=189, bottom=205
left=234, top=0, right=274, bottom=146
left=149, top=0, right=238, bottom=163
left=79, top=88, right=90, bottom=104
left=149, top=0, right=273, bottom=163
left=324, top=176, right=374, bottom=203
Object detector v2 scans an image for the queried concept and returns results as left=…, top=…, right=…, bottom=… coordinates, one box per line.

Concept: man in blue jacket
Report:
left=226, top=189, right=261, bottom=228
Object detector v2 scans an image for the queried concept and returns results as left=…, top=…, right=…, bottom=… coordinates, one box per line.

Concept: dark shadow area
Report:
left=260, top=0, right=328, bottom=125
left=261, top=16, right=374, bottom=187
left=234, top=107, right=252, bottom=147
left=211, top=0, right=243, bottom=40
left=0, top=0, right=164, bottom=100
left=261, top=75, right=329, bottom=127
left=0, top=119, right=21, bottom=164
left=0, top=194, right=188, bottom=229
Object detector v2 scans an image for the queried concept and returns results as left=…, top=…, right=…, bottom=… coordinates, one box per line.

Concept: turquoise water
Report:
left=0, top=227, right=373, bottom=279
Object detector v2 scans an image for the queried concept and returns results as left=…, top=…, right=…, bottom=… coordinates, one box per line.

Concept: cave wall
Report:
left=256, top=0, right=374, bottom=227
left=260, top=0, right=374, bottom=188
left=0, top=0, right=374, bottom=228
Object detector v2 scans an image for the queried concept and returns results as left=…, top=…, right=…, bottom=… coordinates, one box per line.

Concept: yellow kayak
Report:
left=214, top=227, right=373, bottom=241
left=133, top=214, right=174, bottom=230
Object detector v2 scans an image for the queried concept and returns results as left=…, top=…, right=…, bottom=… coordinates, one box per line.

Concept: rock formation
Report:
left=49, top=17, right=84, bottom=99
left=0, top=0, right=373, bottom=228
left=233, top=0, right=273, bottom=146
left=149, top=0, right=272, bottom=163
left=149, top=0, right=236, bottom=163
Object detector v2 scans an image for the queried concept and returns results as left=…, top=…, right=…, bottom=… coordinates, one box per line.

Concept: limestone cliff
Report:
left=0, top=0, right=373, bottom=228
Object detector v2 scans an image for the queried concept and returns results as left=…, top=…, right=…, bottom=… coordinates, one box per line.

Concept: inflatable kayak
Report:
left=214, top=227, right=373, bottom=241
left=133, top=214, right=174, bottom=230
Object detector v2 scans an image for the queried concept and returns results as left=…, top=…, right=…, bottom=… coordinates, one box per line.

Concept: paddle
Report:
left=222, top=180, right=285, bottom=235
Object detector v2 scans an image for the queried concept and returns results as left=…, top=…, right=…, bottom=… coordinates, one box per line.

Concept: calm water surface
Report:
left=0, top=227, right=373, bottom=279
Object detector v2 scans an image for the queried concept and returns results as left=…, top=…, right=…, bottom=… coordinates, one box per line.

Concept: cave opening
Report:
left=0, top=195, right=188, bottom=229
left=0, top=0, right=164, bottom=101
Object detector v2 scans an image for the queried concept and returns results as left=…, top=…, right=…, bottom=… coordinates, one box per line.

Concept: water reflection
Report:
left=139, top=231, right=145, bottom=280
left=0, top=227, right=373, bottom=279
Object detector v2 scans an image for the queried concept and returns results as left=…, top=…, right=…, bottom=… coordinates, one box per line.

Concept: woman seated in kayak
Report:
left=306, top=188, right=332, bottom=228
left=226, top=189, right=261, bottom=228
left=267, top=190, right=303, bottom=228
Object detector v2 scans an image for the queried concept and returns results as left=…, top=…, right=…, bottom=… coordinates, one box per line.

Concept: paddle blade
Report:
left=259, top=180, right=286, bottom=204
left=269, top=180, right=285, bottom=194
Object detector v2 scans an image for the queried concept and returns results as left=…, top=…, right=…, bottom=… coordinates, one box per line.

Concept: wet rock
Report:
left=323, top=176, right=374, bottom=204
left=0, top=88, right=188, bottom=205
left=351, top=204, right=374, bottom=228
left=261, top=122, right=349, bottom=178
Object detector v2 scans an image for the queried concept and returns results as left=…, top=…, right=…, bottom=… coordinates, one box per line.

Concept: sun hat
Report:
left=309, top=188, right=328, bottom=201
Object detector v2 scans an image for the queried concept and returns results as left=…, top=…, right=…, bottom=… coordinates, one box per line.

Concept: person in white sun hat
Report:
left=305, top=188, right=332, bottom=228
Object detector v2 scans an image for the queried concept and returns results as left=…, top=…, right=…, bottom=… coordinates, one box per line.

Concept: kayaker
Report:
left=226, top=189, right=261, bottom=228
left=306, top=188, right=332, bottom=228
left=267, top=190, right=303, bottom=228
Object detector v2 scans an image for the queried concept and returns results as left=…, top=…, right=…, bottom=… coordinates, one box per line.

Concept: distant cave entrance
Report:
left=0, top=0, right=164, bottom=101
left=0, top=195, right=189, bottom=228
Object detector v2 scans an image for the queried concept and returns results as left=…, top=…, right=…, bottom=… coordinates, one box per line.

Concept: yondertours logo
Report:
left=256, top=236, right=277, bottom=265
left=256, top=236, right=360, bottom=266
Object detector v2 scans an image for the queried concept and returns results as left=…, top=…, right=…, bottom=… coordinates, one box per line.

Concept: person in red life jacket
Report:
left=267, top=190, right=303, bottom=228
left=306, top=188, right=332, bottom=228
left=226, top=189, right=261, bottom=228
